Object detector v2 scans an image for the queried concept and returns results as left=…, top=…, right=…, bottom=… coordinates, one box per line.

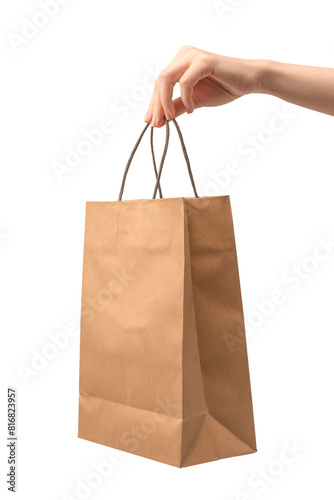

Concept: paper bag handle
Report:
left=118, top=117, right=199, bottom=201
left=149, top=124, right=163, bottom=199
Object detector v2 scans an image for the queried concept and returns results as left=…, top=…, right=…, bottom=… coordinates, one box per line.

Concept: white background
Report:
left=1, top=0, right=334, bottom=499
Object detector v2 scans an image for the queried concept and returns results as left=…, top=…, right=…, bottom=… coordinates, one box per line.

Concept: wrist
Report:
left=232, top=57, right=274, bottom=95
left=253, top=59, right=277, bottom=95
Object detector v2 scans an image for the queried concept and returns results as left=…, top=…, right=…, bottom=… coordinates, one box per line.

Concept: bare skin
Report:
left=144, top=45, right=334, bottom=127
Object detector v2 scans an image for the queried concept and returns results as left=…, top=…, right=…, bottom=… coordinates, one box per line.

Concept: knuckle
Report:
left=179, top=44, right=193, bottom=53
left=197, top=53, right=210, bottom=66
left=179, top=77, right=190, bottom=88
left=158, top=70, right=168, bottom=80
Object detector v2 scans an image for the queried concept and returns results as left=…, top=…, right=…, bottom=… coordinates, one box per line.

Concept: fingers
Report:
left=172, top=97, right=187, bottom=117
left=158, top=72, right=175, bottom=121
left=172, top=94, right=202, bottom=118
left=144, top=46, right=208, bottom=126
left=179, top=63, right=203, bottom=113
left=145, top=67, right=181, bottom=127
left=144, top=54, right=189, bottom=126
left=145, top=96, right=189, bottom=127
left=144, top=66, right=196, bottom=126
left=151, top=84, right=165, bottom=127
left=144, top=83, right=164, bottom=127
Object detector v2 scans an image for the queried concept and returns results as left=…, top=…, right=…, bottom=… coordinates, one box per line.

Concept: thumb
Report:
left=173, top=96, right=202, bottom=117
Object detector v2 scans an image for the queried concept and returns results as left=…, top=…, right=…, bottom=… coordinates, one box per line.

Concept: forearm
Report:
left=257, top=59, right=334, bottom=116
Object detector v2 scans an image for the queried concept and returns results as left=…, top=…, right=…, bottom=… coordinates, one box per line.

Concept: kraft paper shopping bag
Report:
left=78, top=118, right=256, bottom=467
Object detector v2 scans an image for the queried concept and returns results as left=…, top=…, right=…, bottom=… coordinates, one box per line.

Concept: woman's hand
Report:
left=144, top=46, right=263, bottom=127
left=144, top=45, right=334, bottom=125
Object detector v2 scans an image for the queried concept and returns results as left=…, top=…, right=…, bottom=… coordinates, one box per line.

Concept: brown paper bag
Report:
left=78, top=118, right=256, bottom=467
